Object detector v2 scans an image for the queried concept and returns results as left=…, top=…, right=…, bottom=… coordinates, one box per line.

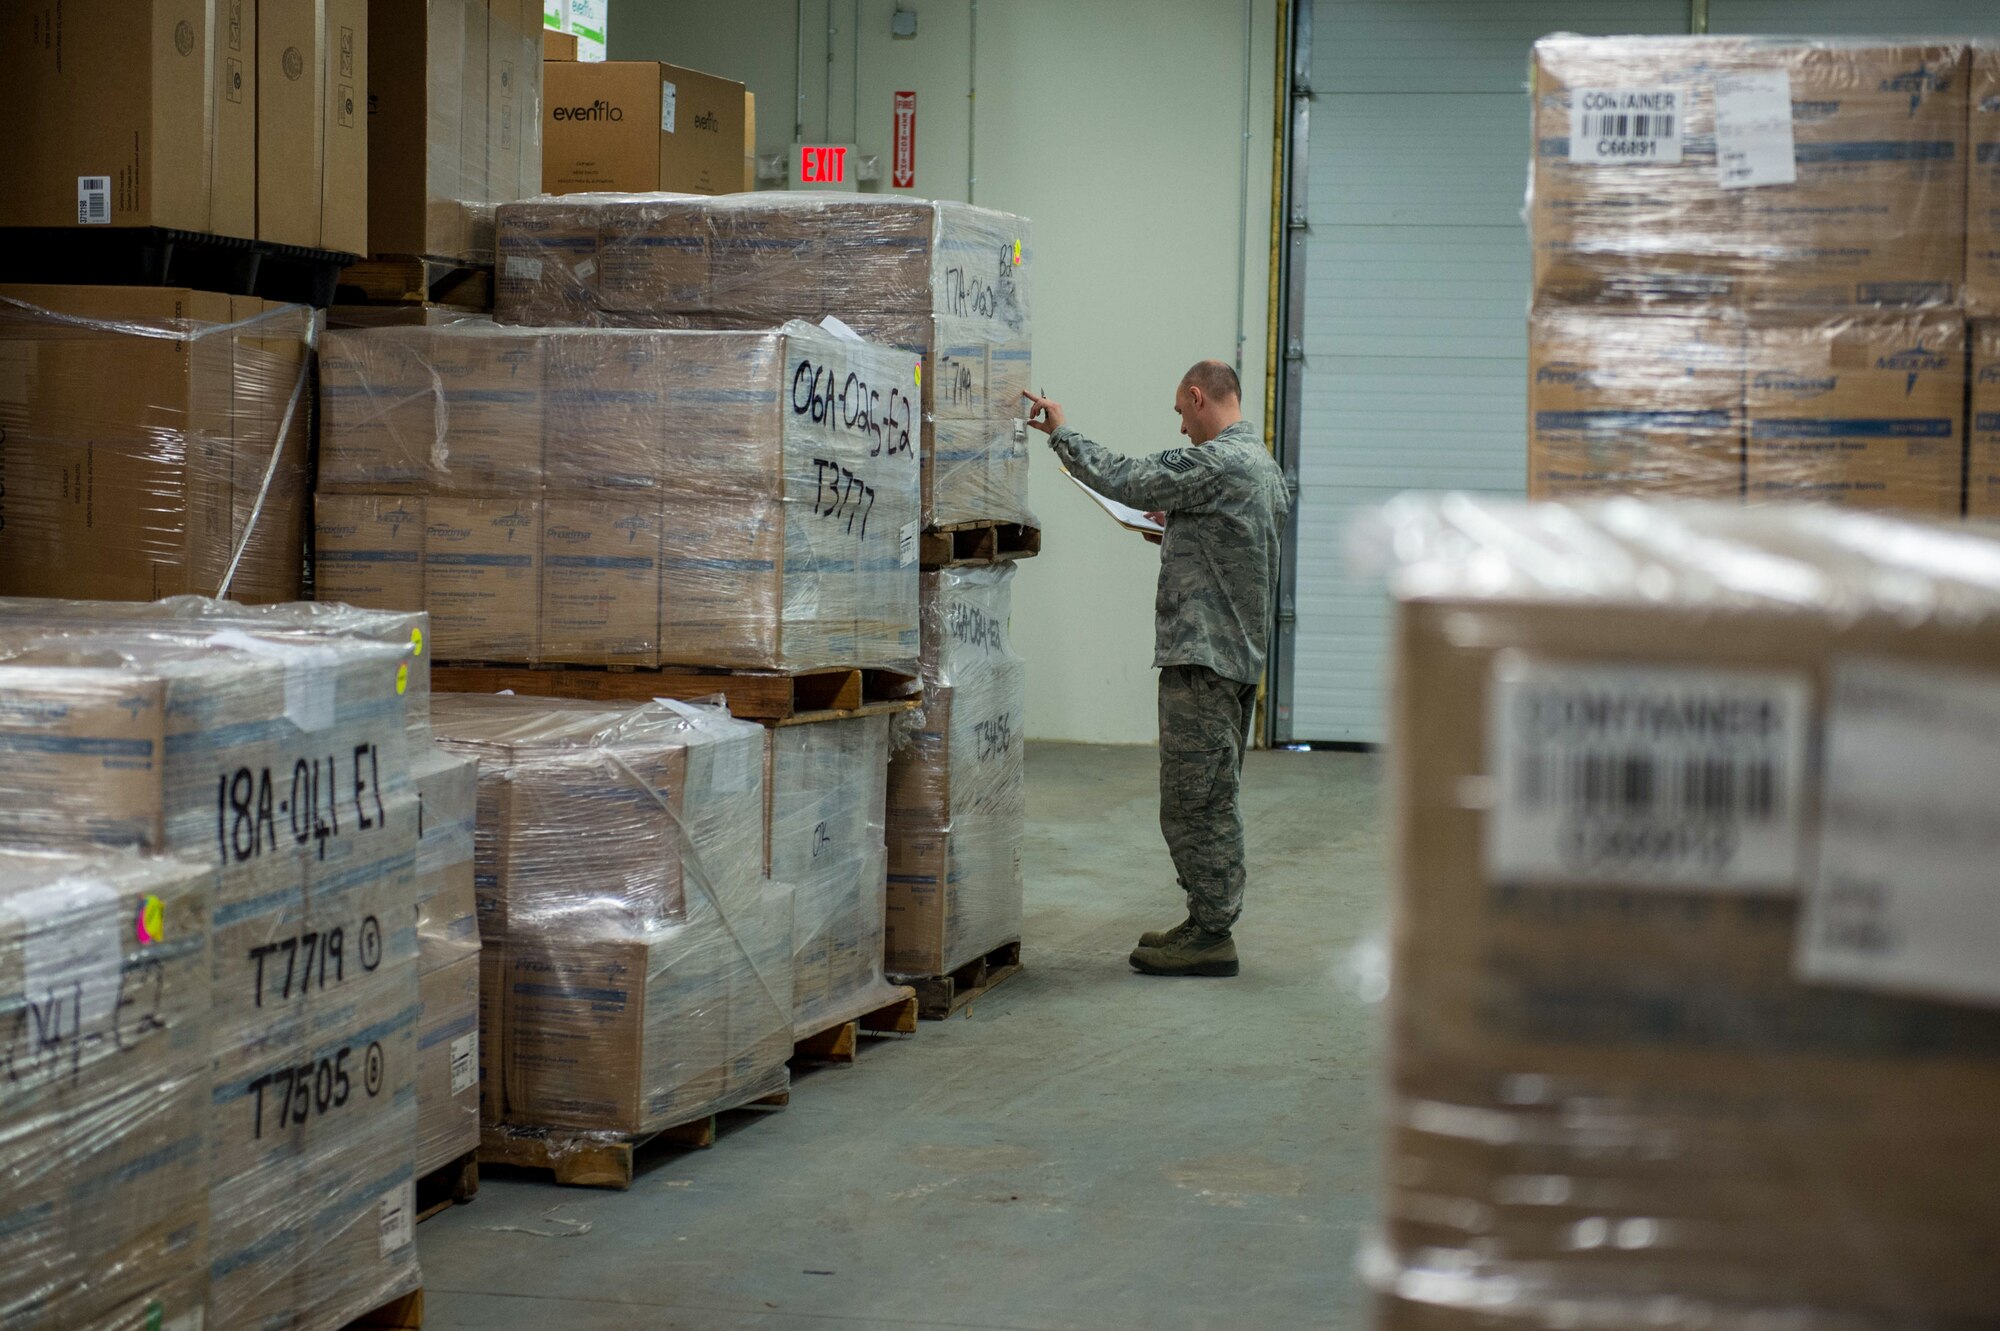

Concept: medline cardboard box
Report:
left=0, top=0, right=254, bottom=237
left=1371, top=497, right=2000, bottom=1328
left=1970, top=47, right=2000, bottom=317
left=1531, top=37, right=1970, bottom=310
left=1527, top=309, right=1745, bottom=500
left=1971, top=322, right=2000, bottom=519
left=542, top=59, right=746, bottom=195
left=1744, top=312, right=1963, bottom=515
left=260, top=0, right=368, bottom=253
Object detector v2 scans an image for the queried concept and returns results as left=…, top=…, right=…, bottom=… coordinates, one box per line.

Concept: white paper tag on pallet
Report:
left=7, top=878, right=122, bottom=1036
left=1485, top=658, right=1809, bottom=889
left=1797, top=660, right=2000, bottom=1007
left=661, top=79, right=678, bottom=132
left=378, top=1181, right=415, bottom=1256
left=504, top=255, right=543, bottom=281
left=449, top=1032, right=478, bottom=1095
left=899, top=519, right=919, bottom=566
left=1568, top=88, right=1683, bottom=164
left=77, top=175, right=111, bottom=224
left=1714, top=70, right=1796, bottom=189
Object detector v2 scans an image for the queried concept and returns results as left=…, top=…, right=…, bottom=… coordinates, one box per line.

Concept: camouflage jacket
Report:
left=1051, top=420, right=1289, bottom=685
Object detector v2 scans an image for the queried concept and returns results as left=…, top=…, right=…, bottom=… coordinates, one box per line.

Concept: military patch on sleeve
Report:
left=1160, top=449, right=1196, bottom=474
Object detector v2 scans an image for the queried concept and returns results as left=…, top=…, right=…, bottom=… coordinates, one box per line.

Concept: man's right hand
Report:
left=1143, top=511, right=1165, bottom=545
left=1021, top=389, right=1064, bottom=435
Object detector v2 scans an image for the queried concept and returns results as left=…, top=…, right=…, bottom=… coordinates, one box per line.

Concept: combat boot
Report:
left=1137, top=915, right=1196, bottom=948
left=1129, top=928, right=1239, bottom=977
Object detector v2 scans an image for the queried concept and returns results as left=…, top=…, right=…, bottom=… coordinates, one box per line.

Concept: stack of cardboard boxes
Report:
left=1527, top=37, right=1995, bottom=516
left=0, top=603, right=438, bottom=1329
left=433, top=695, right=795, bottom=1143
left=1368, top=495, right=2000, bottom=1330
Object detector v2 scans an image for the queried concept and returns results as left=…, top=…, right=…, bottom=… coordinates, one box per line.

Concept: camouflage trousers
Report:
left=1157, top=664, right=1258, bottom=935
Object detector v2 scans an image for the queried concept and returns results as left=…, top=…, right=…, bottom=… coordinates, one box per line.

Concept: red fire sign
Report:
left=892, top=91, right=917, bottom=189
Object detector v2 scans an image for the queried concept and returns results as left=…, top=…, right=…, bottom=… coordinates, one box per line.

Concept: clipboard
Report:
left=1061, top=468, right=1163, bottom=534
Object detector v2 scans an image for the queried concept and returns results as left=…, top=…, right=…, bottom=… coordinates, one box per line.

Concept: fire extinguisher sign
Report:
left=892, top=91, right=917, bottom=189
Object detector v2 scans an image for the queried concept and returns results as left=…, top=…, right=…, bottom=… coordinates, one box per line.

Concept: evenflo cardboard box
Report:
left=1371, top=497, right=2000, bottom=1327
left=0, top=0, right=253, bottom=237
left=1744, top=312, right=1963, bottom=516
left=543, top=60, right=746, bottom=195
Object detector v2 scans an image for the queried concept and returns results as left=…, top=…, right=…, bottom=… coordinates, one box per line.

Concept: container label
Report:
left=661, top=80, right=677, bottom=133
left=8, top=879, right=122, bottom=1033
left=1714, top=70, right=1796, bottom=189
left=378, top=1181, right=415, bottom=1256
left=899, top=519, right=919, bottom=566
left=1485, top=659, right=1808, bottom=889
left=1568, top=88, right=1683, bottom=164
left=449, top=1032, right=478, bottom=1095
left=77, top=176, right=111, bottom=225
left=1798, top=660, right=2000, bottom=1007
left=504, top=255, right=544, bottom=281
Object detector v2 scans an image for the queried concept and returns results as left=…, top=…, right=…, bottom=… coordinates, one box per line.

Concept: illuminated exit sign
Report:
left=789, top=143, right=859, bottom=191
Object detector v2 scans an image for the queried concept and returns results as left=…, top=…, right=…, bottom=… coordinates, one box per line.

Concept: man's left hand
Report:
left=1021, top=389, right=1064, bottom=435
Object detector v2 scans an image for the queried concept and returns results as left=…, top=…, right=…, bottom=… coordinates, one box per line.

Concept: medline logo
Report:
left=379, top=506, right=417, bottom=529
left=492, top=510, right=533, bottom=530
left=554, top=100, right=623, bottom=121
left=1753, top=371, right=1836, bottom=397
left=1535, top=361, right=1597, bottom=388
left=1877, top=344, right=1947, bottom=393
left=1979, top=366, right=2000, bottom=385
left=614, top=515, right=653, bottom=539
left=1880, top=64, right=1951, bottom=115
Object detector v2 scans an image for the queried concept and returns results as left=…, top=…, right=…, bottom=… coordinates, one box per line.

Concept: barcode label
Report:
left=1485, top=660, right=1808, bottom=889
left=449, top=1032, right=478, bottom=1095
left=77, top=176, right=111, bottom=224
left=1569, top=88, right=1684, bottom=164
left=378, top=1181, right=415, bottom=1256
left=899, top=519, right=919, bottom=566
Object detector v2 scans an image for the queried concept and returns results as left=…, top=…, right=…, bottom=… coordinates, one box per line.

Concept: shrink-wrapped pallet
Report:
left=0, top=850, right=213, bottom=1331
left=433, top=695, right=794, bottom=1141
left=1367, top=495, right=2000, bottom=1330
left=0, top=624, right=423, bottom=1331
left=493, top=193, right=1035, bottom=528
left=0, top=289, right=315, bottom=604
left=885, top=564, right=1025, bottom=977
left=317, top=319, right=921, bottom=670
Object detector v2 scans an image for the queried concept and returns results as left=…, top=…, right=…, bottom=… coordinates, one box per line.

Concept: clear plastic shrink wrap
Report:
left=766, top=713, right=902, bottom=1036
left=1526, top=38, right=1978, bottom=514
left=368, top=0, right=544, bottom=265
left=432, top=695, right=794, bottom=1142
left=0, top=850, right=213, bottom=1331
left=317, top=319, right=922, bottom=671
left=0, top=623, right=423, bottom=1330
left=1366, top=495, right=2000, bottom=1331
left=884, top=564, right=1025, bottom=977
left=0, top=289, right=316, bottom=603
left=493, top=192, right=1036, bottom=529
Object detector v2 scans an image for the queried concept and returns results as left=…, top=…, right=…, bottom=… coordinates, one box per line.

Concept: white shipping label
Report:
left=1798, top=661, right=2000, bottom=1007
left=378, top=1181, right=415, bottom=1256
left=661, top=80, right=677, bottom=133
left=1713, top=70, right=1796, bottom=190
left=1568, top=87, right=1684, bottom=165
left=1485, top=659, right=1809, bottom=889
left=7, top=879, right=122, bottom=1035
left=77, top=176, right=111, bottom=224
left=572, top=257, right=597, bottom=281
left=899, top=519, right=919, bottom=567
left=504, top=255, right=543, bottom=281
left=449, top=1032, right=478, bottom=1095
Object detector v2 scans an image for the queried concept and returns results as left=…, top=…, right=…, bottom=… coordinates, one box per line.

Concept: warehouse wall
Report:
left=609, top=0, right=1280, bottom=745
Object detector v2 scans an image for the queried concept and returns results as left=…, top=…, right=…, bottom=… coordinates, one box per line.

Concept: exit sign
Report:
left=790, top=143, right=859, bottom=192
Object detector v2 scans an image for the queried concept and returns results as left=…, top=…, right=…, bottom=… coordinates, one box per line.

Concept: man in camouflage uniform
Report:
left=1022, top=362, right=1290, bottom=977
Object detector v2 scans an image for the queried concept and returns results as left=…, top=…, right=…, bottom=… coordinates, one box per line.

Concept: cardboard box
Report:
left=542, top=60, right=747, bottom=196
left=414, top=747, right=481, bottom=972
left=0, top=0, right=252, bottom=236
left=540, top=497, right=662, bottom=665
left=1744, top=313, right=1963, bottom=515
left=423, top=497, right=541, bottom=660
left=545, top=29, right=578, bottom=60
left=316, top=494, right=429, bottom=612
left=744, top=90, right=757, bottom=191
left=1970, top=47, right=2000, bottom=317
left=417, top=952, right=482, bottom=1174
left=1374, top=497, right=2000, bottom=1325
left=1531, top=38, right=1970, bottom=310
left=367, top=0, right=476, bottom=260
left=1527, top=309, right=1745, bottom=500
left=1973, top=321, right=2000, bottom=520
left=260, top=0, right=368, bottom=253
left=0, top=286, right=311, bottom=604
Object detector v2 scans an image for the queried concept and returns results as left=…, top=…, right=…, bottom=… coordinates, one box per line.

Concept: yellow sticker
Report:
left=1012, top=238, right=1022, bottom=266
left=135, top=894, right=165, bottom=945
left=411, top=626, right=424, bottom=657
left=914, top=363, right=922, bottom=389
left=396, top=663, right=409, bottom=696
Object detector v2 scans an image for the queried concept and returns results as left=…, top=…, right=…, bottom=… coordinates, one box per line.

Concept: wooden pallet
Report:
left=897, top=940, right=1024, bottom=1020
left=0, top=225, right=358, bottom=306
left=328, top=302, right=489, bottom=329
left=919, top=521, right=1042, bottom=569
left=336, top=255, right=494, bottom=308
left=791, top=987, right=920, bottom=1064
left=415, top=1147, right=479, bottom=1224
left=433, top=662, right=921, bottom=723
left=479, top=1087, right=791, bottom=1190
left=344, top=1288, right=424, bottom=1330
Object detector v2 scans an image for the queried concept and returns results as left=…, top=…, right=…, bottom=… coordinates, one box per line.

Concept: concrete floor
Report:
left=419, top=741, right=1385, bottom=1330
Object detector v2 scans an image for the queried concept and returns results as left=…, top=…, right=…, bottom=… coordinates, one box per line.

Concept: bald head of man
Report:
left=1173, top=359, right=1245, bottom=446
